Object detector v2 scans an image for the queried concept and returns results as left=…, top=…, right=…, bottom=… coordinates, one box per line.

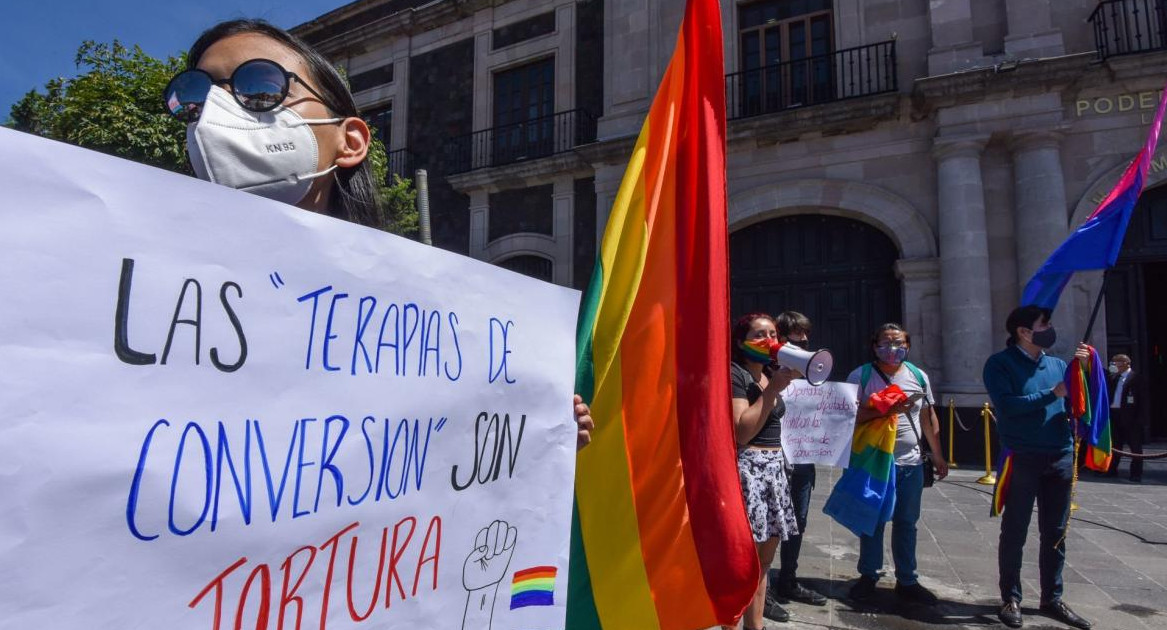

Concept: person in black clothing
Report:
left=728, top=312, right=799, bottom=628
left=1107, top=354, right=1144, bottom=482
left=766, top=312, right=828, bottom=609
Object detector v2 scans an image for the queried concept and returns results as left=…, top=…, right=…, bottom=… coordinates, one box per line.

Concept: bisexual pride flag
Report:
left=1021, top=83, right=1167, bottom=310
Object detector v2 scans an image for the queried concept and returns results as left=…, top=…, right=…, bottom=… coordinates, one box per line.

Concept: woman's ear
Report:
left=334, top=116, right=371, bottom=168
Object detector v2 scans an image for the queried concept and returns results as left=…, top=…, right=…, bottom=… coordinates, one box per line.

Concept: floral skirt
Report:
left=737, top=448, right=799, bottom=543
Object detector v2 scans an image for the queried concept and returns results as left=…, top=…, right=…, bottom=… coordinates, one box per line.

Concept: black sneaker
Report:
left=1040, top=599, right=1092, bottom=629
left=763, top=593, right=790, bottom=622
left=999, top=600, right=1023, bottom=628
left=894, top=581, right=938, bottom=606
left=773, top=580, right=828, bottom=606
left=848, top=575, right=878, bottom=602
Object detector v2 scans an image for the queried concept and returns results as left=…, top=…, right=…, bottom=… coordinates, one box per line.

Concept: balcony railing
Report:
left=1090, top=0, right=1167, bottom=59
left=446, top=109, right=598, bottom=174
left=726, top=40, right=897, bottom=121
left=386, top=148, right=414, bottom=182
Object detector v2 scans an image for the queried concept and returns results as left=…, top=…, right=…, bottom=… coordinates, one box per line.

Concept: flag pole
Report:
left=1081, top=275, right=1107, bottom=344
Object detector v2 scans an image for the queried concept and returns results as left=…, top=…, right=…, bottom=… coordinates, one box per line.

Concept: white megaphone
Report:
left=769, top=342, right=834, bottom=386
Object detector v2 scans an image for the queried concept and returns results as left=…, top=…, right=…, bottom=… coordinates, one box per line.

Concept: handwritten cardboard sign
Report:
left=0, top=128, right=580, bottom=630
left=780, top=381, right=859, bottom=468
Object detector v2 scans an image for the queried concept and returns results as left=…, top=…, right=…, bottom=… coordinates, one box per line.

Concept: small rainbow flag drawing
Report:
left=510, top=566, right=557, bottom=609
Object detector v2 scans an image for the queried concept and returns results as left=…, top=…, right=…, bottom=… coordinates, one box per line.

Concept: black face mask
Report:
left=786, top=339, right=809, bottom=350
left=1031, top=327, right=1057, bottom=349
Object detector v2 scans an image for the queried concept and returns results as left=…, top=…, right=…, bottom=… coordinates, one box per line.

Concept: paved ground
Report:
left=761, top=448, right=1167, bottom=629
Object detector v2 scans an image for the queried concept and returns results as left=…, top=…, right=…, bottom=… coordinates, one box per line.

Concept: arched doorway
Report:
left=730, top=214, right=902, bottom=376
left=1105, top=183, right=1167, bottom=438
left=497, top=254, right=554, bottom=282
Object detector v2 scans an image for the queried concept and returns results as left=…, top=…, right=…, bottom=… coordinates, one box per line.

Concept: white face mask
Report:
left=187, top=86, right=342, bottom=205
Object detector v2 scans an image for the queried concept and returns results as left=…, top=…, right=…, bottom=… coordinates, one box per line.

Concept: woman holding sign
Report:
left=729, top=312, right=799, bottom=627
left=164, top=20, right=593, bottom=449
left=843, top=323, right=947, bottom=606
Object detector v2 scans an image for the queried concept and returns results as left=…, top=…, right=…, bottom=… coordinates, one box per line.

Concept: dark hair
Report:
left=776, top=311, right=811, bottom=338
left=1005, top=305, right=1051, bottom=347
left=869, top=322, right=910, bottom=361
left=187, top=19, right=382, bottom=228
left=731, top=312, right=775, bottom=364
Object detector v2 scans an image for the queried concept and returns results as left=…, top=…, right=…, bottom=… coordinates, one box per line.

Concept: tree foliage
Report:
left=6, top=41, right=189, bottom=173
left=367, top=134, right=420, bottom=239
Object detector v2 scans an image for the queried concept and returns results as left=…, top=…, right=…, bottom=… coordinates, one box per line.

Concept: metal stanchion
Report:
left=947, top=399, right=958, bottom=469
left=977, top=402, right=997, bottom=485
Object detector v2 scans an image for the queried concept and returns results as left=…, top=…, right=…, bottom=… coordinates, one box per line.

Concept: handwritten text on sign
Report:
left=780, top=381, right=859, bottom=468
left=0, top=128, right=580, bottom=630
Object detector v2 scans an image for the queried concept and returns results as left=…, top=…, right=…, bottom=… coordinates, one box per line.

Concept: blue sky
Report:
left=0, top=1, right=350, bottom=119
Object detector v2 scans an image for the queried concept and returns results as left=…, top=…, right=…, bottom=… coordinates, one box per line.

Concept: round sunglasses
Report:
left=163, top=58, right=335, bottom=123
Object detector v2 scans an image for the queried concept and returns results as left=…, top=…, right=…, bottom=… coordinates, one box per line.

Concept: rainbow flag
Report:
left=567, top=0, right=759, bottom=628
left=1067, top=346, right=1112, bottom=472
left=990, top=449, right=1014, bottom=517
left=511, top=566, right=557, bottom=609
left=1022, top=82, right=1167, bottom=309
left=740, top=338, right=775, bottom=363
left=822, top=413, right=898, bottom=537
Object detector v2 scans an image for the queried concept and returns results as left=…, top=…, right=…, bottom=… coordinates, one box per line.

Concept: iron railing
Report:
left=725, top=40, right=897, bottom=121
left=446, top=109, right=597, bottom=174
left=1090, top=0, right=1167, bottom=59
left=386, top=148, right=414, bottom=182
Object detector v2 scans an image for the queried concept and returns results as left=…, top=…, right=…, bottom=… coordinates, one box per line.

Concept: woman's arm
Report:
left=732, top=369, right=792, bottom=445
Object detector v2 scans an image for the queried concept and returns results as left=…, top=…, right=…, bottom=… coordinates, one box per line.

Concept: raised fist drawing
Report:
left=463, top=519, right=518, bottom=591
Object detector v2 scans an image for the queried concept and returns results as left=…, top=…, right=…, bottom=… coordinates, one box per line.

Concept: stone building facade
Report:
left=294, top=0, right=1167, bottom=439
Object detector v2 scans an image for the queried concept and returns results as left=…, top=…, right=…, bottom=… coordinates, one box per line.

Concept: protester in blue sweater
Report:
left=983, top=305, right=1091, bottom=630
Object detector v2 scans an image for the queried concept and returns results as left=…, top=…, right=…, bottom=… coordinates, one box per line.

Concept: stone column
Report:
left=552, top=176, right=575, bottom=287
left=927, top=0, right=984, bottom=75
left=933, top=138, right=994, bottom=393
left=599, top=0, right=653, bottom=139
left=593, top=163, right=625, bottom=244
left=1011, top=130, right=1079, bottom=355
left=1004, top=0, right=1064, bottom=58
left=895, top=257, right=943, bottom=382
left=468, top=189, right=490, bottom=260
left=1011, top=131, right=1069, bottom=286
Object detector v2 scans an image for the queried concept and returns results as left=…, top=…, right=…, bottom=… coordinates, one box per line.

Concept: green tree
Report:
left=6, top=41, right=189, bottom=173
left=366, top=134, right=420, bottom=240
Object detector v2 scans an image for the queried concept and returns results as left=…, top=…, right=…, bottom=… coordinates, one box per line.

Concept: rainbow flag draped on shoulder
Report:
left=567, top=1, right=758, bottom=629
left=822, top=414, right=898, bottom=537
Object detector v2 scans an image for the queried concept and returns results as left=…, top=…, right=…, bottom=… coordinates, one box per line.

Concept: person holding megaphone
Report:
left=728, top=312, right=801, bottom=628
left=767, top=312, right=829, bottom=611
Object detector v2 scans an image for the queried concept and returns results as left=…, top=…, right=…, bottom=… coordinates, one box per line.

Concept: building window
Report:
left=349, top=63, right=394, bottom=93
left=498, top=255, right=554, bottom=283
left=492, top=57, right=555, bottom=164
left=738, top=0, right=833, bottom=109
left=492, top=12, right=557, bottom=50
left=365, top=103, right=392, bottom=147
left=489, top=184, right=553, bottom=241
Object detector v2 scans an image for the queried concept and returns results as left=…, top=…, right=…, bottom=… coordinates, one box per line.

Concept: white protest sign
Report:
left=0, top=127, right=580, bottom=630
left=780, top=381, right=859, bottom=467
